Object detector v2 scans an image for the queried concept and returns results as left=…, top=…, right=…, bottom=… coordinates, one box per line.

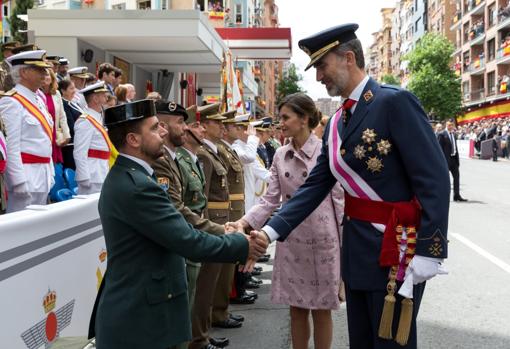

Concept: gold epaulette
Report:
left=0, top=89, right=17, bottom=97
left=79, top=114, right=88, bottom=119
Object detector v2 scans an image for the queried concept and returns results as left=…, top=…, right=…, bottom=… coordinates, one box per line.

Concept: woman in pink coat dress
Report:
left=234, top=93, right=344, bottom=349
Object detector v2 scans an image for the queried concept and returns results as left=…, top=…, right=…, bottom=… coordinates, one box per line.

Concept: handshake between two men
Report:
left=225, top=219, right=269, bottom=272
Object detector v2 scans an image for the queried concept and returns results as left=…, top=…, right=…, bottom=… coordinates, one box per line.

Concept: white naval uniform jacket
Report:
left=232, top=135, right=270, bottom=212
left=0, top=84, right=54, bottom=193
left=73, top=107, right=109, bottom=184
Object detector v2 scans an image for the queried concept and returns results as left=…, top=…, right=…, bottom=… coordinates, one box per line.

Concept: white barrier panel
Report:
left=0, top=194, right=105, bottom=349
left=457, top=139, right=471, bottom=159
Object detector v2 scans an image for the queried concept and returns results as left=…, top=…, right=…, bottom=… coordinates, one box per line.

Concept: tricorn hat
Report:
left=104, top=99, right=156, bottom=128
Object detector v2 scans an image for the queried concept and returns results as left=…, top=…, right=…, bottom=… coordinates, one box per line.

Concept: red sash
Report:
left=344, top=192, right=421, bottom=267
left=11, top=94, right=53, bottom=142
left=0, top=160, right=5, bottom=173
left=85, top=115, right=112, bottom=161
left=88, top=149, right=110, bottom=160
left=20, top=152, right=51, bottom=164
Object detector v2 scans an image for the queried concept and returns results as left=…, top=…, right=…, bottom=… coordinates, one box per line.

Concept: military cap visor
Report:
left=79, top=81, right=109, bottom=96
left=104, top=99, right=156, bottom=127
left=11, top=44, right=39, bottom=55
left=46, top=56, right=61, bottom=64
left=221, top=110, right=237, bottom=123
left=68, top=67, right=89, bottom=79
left=2, top=41, right=20, bottom=51
left=7, top=50, right=53, bottom=68
left=298, top=23, right=359, bottom=71
left=198, top=102, right=226, bottom=120
left=155, top=100, right=188, bottom=121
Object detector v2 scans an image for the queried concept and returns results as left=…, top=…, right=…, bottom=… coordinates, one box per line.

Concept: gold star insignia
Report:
left=353, top=145, right=366, bottom=159
left=362, top=129, right=377, bottom=144
left=366, top=156, right=383, bottom=173
left=377, top=139, right=392, bottom=156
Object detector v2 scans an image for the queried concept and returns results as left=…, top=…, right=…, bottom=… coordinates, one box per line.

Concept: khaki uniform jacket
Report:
left=152, top=147, right=224, bottom=236
left=217, top=141, right=245, bottom=221
left=197, top=142, right=230, bottom=224
left=95, top=155, right=248, bottom=349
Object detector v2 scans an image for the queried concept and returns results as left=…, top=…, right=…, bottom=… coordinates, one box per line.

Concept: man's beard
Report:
left=326, top=71, right=348, bottom=97
left=141, top=141, right=164, bottom=161
left=169, top=133, right=184, bottom=147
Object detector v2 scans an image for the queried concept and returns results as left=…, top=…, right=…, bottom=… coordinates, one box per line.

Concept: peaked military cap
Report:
left=68, top=66, right=89, bottom=79
left=234, top=113, right=251, bottom=126
left=104, top=99, right=156, bottom=128
left=186, top=105, right=198, bottom=124
left=255, top=117, right=272, bottom=131
left=7, top=50, right=52, bottom=68
left=11, top=44, right=39, bottom=55
left=79, top=81, right=108, bottom=97
left=59, top=57, right=69, bottom=65
left=198, top=102, right=226, bottom=120
left=222, top=110, right=237, bottom=123
left=1, top=41, right=20, bottom=51
left=155, top=100, right=188, bottom=121
left=46, top=55, right=61, bottom=64
left=298, top=23, right=359, bottom=71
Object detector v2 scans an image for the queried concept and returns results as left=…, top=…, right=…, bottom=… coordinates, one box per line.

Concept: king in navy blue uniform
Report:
left=257, top=24, right=450, bottom=349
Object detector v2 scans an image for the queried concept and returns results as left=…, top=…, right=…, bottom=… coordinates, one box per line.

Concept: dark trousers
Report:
left=345, top=282, right=426, bottom=349
left=448, top=159, right=460, bottom=197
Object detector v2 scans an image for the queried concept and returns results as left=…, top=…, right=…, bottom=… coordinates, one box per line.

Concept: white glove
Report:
left=78, top=180, right=91, bottom=188
left=398, top=256, right=448, bottom=298
left=12, top=182, right=30, bottom=197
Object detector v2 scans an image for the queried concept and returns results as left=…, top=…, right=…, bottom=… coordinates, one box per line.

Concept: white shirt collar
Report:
left=182, top=147, right=198, bottom=163
left=164, top=145, right=177, bottom=160
left=15, top=84, right=39, bottom=103
left=119, top=153, right=154, bottom=176
left=203, top=139, right=218, bottom=154
left=344, top=75, right=370, bottom=113
left=85, top=106, right=103, bottom=122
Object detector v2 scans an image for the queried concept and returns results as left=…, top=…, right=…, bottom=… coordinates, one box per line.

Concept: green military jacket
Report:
left=217, top=140, right=245, bottom=221
left=95, top=155, right=248, bottom=349
left=152, top=147, right=224, bottom=236
left=197, top=142, right=230, bottom=224
left=0, top=60, right=13, bottom=92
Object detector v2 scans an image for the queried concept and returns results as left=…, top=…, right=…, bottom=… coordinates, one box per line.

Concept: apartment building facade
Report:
left=450, top=0, right=510, bottom=122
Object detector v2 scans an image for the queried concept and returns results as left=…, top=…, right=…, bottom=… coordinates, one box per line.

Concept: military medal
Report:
left=362, top=129, right=377, bottom=144
left=377, top=139, right=392, bottom=156
left=353, top=145, right=366, bottom=160
left=366, top=156, right=383, bottom=173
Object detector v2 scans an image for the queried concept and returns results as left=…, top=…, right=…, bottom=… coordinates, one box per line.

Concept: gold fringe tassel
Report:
left=395, top=298, right=414, bottom=346
left=378, top=292, right=396, bottom=339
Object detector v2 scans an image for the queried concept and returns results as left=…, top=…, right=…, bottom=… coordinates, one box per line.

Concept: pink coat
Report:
left=244, top=133, right=344, bottom=310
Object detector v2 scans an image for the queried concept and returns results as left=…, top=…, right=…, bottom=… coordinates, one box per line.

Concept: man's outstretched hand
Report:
left=242, top=230, right=270, bottom=272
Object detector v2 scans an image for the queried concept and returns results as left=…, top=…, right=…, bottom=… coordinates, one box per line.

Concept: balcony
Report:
left=496, top=47, right=510, bottom=64
left=451, top=11, right=463, bottom=31
left=497, top=12, right=510, bottom=30
left=466, top=0, right=485, bottom=15
left=467, top=57, right=486, bottom=75
left=465, top=88, right=485, bottom=104
left=468, top=30, right=485, bottom=46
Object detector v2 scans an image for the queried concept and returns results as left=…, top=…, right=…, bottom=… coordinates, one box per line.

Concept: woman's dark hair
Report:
left=278, top=92, right=321, bottom=129
left=58, top=79, right=73, bottom=93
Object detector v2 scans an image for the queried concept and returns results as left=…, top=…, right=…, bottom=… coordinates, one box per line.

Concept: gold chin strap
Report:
left=309, top=40, right=341, bottom=61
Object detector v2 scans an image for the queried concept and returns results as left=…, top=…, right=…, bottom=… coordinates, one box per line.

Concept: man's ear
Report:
left=126, top=132, right=141, bottom=148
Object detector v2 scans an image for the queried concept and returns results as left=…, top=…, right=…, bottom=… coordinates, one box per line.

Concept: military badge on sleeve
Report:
left=157, top=177, right=170, bottom=191
left=363, top=90, right=373, bottom=102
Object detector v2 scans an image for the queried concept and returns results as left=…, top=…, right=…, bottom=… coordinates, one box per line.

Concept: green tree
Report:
left=381, top=74, right=400, bottom=86
left=276, top=63, right=304, bottom=105
left=404, top=33, right=461, bottom=120
left=9, top=0, right=34, bottom=44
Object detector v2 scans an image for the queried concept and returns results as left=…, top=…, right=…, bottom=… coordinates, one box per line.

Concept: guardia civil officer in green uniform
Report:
left=152, top=101, right=227, bottom=349
left=210, top=110, right=247, bottom=329
left=94, top=99, right=266, bottom=349
left=190, top=103, right=233, bottom=349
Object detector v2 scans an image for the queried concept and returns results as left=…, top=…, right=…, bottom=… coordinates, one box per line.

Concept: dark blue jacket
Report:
left=266, top=78, right=450, bottom=291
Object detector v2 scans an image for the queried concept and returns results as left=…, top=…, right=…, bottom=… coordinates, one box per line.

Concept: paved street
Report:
left=211, top=158, right=510, bottom=348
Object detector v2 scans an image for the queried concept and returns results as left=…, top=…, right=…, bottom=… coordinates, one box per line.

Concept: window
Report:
left=112, top=3, right=126, bottom=9
left=488, top=71, right=496, bottom=95
left=3, top=4, right=8, bottom=17
left=415, top=18, right=420, bottom=32
left=488, top=38, right=495, bottom=61
left=488, top=4, right=495, bottom=27
left=161, top=0, right=167, bottom=10
left=236, top=4, right=242, bottom=24
left=137, top=0, right=151, bottom=9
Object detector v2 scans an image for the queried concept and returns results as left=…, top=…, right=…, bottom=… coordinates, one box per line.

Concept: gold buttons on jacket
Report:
left=340, top=148, right=346, bottom=156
